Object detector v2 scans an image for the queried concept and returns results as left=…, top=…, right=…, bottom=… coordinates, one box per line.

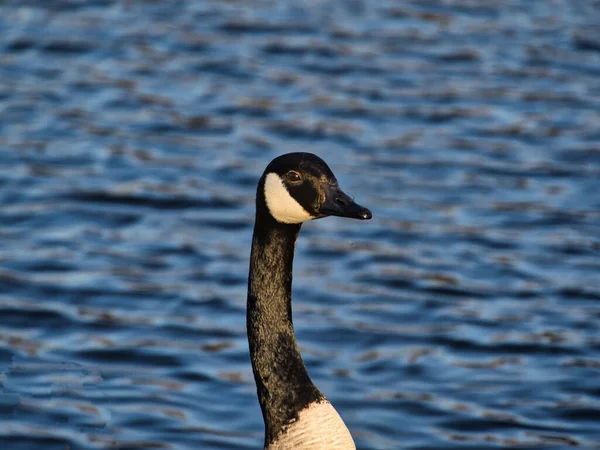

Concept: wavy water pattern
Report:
left=1, top=0, right=599, bottom=449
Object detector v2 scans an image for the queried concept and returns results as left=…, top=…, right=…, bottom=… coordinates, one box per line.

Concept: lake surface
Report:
left=1, top=0, right=600, bottom=449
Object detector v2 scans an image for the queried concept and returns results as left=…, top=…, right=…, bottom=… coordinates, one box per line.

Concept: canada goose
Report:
left=247, top=152, right=372, bottom=449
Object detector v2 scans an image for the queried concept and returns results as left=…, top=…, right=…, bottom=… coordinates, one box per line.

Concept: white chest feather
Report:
left=266, top=401, right=355, bottom=450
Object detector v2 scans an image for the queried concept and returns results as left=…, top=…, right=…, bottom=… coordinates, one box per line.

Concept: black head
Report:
left=258, top=152, right=372, bottom=224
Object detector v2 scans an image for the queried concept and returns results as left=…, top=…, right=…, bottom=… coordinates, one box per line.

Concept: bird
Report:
left=247, top=152, right=372, bottom=449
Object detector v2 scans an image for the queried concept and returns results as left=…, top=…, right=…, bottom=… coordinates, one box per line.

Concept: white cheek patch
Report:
left=264, top=173, right=314, bottom=224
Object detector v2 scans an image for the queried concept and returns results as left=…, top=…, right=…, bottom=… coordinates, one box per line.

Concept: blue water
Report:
left=1, top=1, right=600, bottom=449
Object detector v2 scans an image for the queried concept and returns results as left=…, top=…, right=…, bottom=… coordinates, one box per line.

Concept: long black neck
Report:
left=247, top=207, right=323, bottom=446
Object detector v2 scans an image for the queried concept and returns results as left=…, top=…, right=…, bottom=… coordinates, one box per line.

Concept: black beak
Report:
left=319, top=183, right=372, bottom=220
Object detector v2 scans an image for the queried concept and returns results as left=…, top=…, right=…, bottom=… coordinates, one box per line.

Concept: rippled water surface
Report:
left=1, top=1, right=600, bottom=449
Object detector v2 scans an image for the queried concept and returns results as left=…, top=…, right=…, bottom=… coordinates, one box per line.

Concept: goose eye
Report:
left=286, top=171, right=302, bottom=182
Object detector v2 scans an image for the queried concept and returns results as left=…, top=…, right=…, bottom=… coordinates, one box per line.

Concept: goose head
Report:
left=258, top=152, right=372, bottom=225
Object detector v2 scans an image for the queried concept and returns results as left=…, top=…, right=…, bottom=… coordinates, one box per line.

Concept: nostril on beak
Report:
left=334, top=197, right=345, bottom=206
